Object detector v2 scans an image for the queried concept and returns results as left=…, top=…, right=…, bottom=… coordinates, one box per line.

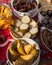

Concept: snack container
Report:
left=0, top=3, right=12, bottom=17
left=40, top=27, right=52, bottom=52
left=6, top=38, right=40, bottom=65
left=38, top=5, right=52, bottom=26
left=11, top=0, right=39, bottom=18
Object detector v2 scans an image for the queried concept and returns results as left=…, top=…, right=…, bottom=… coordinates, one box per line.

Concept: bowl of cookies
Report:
left=9, top=15, right=38, bottom=39
left=6, top=38, right=40, bottom=65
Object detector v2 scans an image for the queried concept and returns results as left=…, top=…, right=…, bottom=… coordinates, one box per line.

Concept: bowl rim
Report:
left=40, top=27, right=52, bottom=52
left=39, top=5, right=52, bottom=12
left=0, top=3, right=10, bottom=8
left=0, top=39, right=14, bottom=47
left=11, top=0, right=39, bottom=13
left=6, top=38, right=40, bottom=65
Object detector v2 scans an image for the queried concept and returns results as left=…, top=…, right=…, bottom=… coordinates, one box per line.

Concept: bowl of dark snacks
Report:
left=38, top=5, right=52, bottom=27
left=40, top=27, right=52, bottom=52
left=11, top=0, right=39, bottom=17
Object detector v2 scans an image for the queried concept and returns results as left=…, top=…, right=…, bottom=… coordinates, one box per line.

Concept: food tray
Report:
left=0, top=0, right=52, bottom=65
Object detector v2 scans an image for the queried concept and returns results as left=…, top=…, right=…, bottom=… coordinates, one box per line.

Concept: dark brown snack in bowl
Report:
left=19, top=8, right=26, bottom=12
left=40, top=10, right=52, bottom=26
left=40, top=10, right=52, bottom=17
left=31, top=1, right=37, bottom=8
left=13, top=0, right=37, bottom=12
left=26, top=3, right=32, bottom=10
left=18, top=0, right=23, bottom=3
left=42, top=17, right=52, bottom=26
left=42, top=29, right=52, bottom=50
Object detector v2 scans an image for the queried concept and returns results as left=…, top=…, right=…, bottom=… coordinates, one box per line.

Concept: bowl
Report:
left=11, top=0, right=39, bottom=17
left=6, top=38, right=40, bottom=65
left=0, top=3, right=12, bottom=17
left=9, top=15, right=38, bottom=39
left=40, top=27, right=52, bottom=52
left=38, top=5, right=52, bottom=26
left=0, top=3, right=12, bottom=29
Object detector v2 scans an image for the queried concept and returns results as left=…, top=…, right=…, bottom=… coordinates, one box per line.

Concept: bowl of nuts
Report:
left=11, top=0, right=39, bottom=17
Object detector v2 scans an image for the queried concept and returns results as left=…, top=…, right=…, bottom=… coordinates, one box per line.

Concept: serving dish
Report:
left=38, top=5, right=52, bottom=27
left=0, top=3, right=13, bottom=29
left=6, top=38, right=40, bottom=65
left=9, top=15, right=38, bottom=39
left=40, top=27, right=52, bottom=52
left=11, top=0, right=39, bottom=17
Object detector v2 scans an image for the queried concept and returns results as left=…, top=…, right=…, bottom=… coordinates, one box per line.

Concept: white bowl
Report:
left=6, top=38, right=40, bottom=65
left=11, top=0, right=39, bottom=18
